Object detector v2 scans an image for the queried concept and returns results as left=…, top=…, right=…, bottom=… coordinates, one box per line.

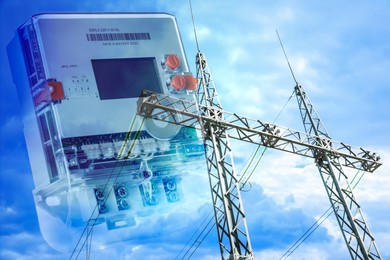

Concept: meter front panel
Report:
left=9, top=13, right=209, bottom=252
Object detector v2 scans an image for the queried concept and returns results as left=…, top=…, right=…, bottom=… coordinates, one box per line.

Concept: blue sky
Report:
left=1, top=0, right=390, bottom=259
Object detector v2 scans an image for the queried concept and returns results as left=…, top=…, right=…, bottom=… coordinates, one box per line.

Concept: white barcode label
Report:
left=86, top=32, right=151, bottom=41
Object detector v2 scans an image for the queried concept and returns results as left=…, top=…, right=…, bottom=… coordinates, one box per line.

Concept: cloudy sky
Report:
left=1, top=0, right=389, bottom=259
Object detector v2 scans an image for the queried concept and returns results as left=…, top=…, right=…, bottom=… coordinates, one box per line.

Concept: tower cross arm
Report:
left=137, top=90, right=382, bottom=173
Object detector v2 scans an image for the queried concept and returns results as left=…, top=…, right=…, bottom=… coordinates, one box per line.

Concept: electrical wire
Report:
left=351, top=170, right=366, bottom=189
left=279, top=207, right=333, bottom=260
left=187, top=220, right=216, bottom=259
left=276, top=30, right=298, bottom=85
left=85, top=223, right=94, bottom=260
left=279, top=169, right=366, bottom=259
left=240, top=147, right=267, bottom=189
left=174, top=209, right=215, bottom=260
left=189, top=0, right=200, bottom=52
left=239, top=90, right=294, bottom=189
left=181, top=212, right=217, bottom=260
left=238, top=145, right=264, bottom=185
left=272, top=91, right=294, bottom=124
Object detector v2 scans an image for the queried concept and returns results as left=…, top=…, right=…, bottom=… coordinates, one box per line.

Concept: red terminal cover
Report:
left=165, top=54, right=181, bottom=70
left=35, top=81, right=65, bottom=106
left=48, top=81, right=65, bottom=100
left=170, top=75, right=186, bottom=90
left=184, top=74, right=198, bottom=91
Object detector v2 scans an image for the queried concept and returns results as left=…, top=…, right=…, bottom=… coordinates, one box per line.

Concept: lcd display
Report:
left=92, top=57, right=162, bottom=100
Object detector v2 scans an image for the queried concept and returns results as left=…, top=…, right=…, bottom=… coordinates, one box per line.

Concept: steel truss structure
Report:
left=137, top=52, right=382, bottom=259
left=294, top=85, right=382, bottom=259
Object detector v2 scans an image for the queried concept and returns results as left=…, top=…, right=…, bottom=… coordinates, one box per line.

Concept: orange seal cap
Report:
left=165, top=54, right=181, bottom=70
left=184, top=74, right=198, bottom=91
left=170, top=75, right=186, bottom=90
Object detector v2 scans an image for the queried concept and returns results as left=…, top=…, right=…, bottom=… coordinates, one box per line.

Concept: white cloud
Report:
left=2, top=205, right=17, bottom=215
left=1, top=0, right=390, bottom=259
left=0, top=231, right=64, bottom=260
left=0, top=116, right=24, bottom=143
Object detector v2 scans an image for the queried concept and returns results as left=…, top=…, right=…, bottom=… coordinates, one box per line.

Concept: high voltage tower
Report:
left=137, top=51, right=383, bottom=259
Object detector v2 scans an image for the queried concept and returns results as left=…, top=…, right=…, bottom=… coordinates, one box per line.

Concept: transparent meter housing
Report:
left=7, top=13, right=209, bottom=253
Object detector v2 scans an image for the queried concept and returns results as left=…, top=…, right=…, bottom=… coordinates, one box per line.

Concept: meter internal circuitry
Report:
left=7, top=12, right=207, bottom=252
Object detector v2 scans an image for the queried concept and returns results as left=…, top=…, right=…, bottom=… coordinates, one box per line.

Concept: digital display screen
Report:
left=92, top=57, right=162, bottom=100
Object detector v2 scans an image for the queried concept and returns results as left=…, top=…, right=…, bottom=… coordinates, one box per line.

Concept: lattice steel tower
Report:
left=137, top=51, right=383, bottom=260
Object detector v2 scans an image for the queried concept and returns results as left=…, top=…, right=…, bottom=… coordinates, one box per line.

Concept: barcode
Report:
left=86, top=32, right=151, bottom=41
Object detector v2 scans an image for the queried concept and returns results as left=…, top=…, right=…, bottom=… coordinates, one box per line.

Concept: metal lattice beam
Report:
left=195, top=52, right=254, bottom=260
left=294, top=84, right=382, bottom=260
left=137, top=91, right=381, bottom=173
